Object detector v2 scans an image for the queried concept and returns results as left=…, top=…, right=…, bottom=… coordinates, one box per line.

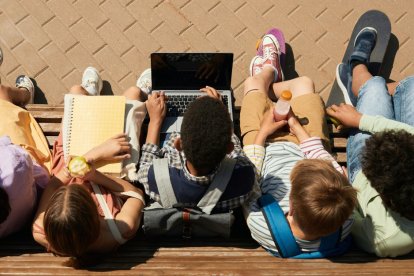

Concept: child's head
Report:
left=362, top=130, right=414, bottom=220
left=44, top=184, right=100, bottom=257
left=0, top=187, right=11, bottom=224
left=180, top=96, right=232, bottom=173
left=290, top=159, right=357, bottom=237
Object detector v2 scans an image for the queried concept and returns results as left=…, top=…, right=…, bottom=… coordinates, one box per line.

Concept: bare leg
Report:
left=0, top=84, right=31, bottom=106
left=243, top=66, right=276, bottom=97
left=271, top=76, right=315, bottom=100
left=122, top=86, right=147, bottom=101
left=387, top=82, right=399, bottom=96
left=351, top=64, right=373, bottom=97
left=69, top=84, right=89, bottom=95
left=352, top=64, right=400, bottom=97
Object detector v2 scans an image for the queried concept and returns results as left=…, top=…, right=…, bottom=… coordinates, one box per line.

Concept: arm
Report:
left=359, top=115, right=414, bottom=134
left=243, top=110, right=287, bottom=174
left=145, top=91, right=167, bottom=145
left=289, top=115, right=344, bottom=173
left=326, top=103, right=414, bottom=134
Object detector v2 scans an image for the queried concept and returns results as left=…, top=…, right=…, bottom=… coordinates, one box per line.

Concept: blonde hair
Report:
left=290, top=159, right=357, bottom=237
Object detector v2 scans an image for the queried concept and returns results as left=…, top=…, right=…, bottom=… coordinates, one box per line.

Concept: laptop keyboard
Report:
left=166, top=94, right=229, bottom=117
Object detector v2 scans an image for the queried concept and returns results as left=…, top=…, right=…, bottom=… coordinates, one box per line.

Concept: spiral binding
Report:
left=62, top=94, right=75, bottom=159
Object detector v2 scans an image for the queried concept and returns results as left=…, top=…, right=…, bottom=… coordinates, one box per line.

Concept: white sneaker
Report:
left=15, top=75, right=34, bottom=105
left=136, top=68, right=152, bottom=94
left=81, top=67, right=102, bottom=96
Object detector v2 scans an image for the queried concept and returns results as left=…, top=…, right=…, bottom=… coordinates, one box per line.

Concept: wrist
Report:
left=254, top=131, right=268, bottom=146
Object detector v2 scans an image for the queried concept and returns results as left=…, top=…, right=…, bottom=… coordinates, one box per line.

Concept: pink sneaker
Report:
left=260, top=34, right=284, bottom=82
left=249, top=55, right=264, bottom=76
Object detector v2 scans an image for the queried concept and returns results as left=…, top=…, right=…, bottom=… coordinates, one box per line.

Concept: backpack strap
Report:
left=259, top=194, right=345, bottom=259
left=259, top=194, right=301, bottom=258
left=197, top=158, right=237, bottom=215
left=153, top=158, right=178, bottom=208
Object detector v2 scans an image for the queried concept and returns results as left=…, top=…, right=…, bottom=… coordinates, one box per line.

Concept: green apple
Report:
left=68, top=156, right=90, bottom=177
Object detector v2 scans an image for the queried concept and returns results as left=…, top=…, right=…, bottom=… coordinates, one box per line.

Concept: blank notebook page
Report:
left=63, top=95, right=126, bottom=174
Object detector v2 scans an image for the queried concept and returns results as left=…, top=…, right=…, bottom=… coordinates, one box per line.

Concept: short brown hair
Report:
left=44, top=184, right=100, bottom=258
left=290, top=159, right=357, bottom=237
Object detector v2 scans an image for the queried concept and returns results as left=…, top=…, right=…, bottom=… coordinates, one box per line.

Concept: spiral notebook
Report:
left=62, top=95, right=126, bottom=174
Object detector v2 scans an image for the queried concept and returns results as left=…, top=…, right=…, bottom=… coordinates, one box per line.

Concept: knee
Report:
left=296, top=76, right=315, bottom=92
left=123, top=86, right=144, bottom=101
left=69, top=85, right=87, bottom=95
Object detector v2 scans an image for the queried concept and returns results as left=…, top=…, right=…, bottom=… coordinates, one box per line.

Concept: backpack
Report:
left=142, top=158, right=236, bottom=239
left=259, top=194, right=352, bottom=258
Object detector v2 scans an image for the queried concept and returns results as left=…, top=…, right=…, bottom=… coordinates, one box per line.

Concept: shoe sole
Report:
left=335, top=64, right=353, bottom=106
left=249, top=56, right=261, bottom=77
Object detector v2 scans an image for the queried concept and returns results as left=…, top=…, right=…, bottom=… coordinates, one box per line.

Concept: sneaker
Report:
left=260, top=34, right=284, bottom=82
left=336, top=63, right=357, bottom=106
left=81, top=67, right=102, bottom=96
left=249, top=55, right=263, bottom=76
left=136, top=68, right=152, bottom=94
left=349, top=27, right=377, bottom=70
left=15, top=75, right=34, bottom=105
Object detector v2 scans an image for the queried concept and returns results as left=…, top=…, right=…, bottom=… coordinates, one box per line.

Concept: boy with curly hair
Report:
left=137, top=87, right=255, bottom=215
left=328, top=27, right=414, bottom=257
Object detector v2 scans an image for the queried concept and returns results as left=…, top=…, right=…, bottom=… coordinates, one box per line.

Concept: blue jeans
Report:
left=347, top=76, right=414, bottom=183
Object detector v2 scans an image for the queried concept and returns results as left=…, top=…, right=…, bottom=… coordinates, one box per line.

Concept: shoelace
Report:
left=85, top=79, right=97, bottom=90
left=138, top=79, right=151, bottom=90
left=263, top=45, right=277, bottom=61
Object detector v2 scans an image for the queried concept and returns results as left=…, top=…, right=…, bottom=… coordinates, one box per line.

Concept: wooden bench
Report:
left=1, top=104, right=413, bottom=275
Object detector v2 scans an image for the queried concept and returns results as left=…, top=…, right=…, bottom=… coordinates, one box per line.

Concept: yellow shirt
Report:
left=0, top=99, right=51, bottom=172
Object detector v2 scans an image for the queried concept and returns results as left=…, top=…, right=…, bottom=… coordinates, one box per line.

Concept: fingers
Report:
left=200, top=86, right=221, bottom=100
left=113, top=153, right=131, bottom=161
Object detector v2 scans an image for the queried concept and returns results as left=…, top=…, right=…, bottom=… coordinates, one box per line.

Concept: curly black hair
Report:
left=361, top=129, right=414, bottom=220
left=0, top=187, right=11, bottom=224
left=180, top=96, right=232, bottom=172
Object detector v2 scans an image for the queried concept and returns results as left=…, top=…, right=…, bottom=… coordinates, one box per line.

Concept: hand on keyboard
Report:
left=146, top=91, right=167, bottom=125
left=200, top=86, right=222, bottom=101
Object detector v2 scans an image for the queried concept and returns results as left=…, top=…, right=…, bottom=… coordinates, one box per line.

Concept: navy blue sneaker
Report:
left=349, top=27, right=377, bottom=70
left=336, top=63, right=357, bottom=106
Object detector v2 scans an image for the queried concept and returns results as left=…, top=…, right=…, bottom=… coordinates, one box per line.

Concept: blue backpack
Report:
left=258, top=194, right=352, bottom=259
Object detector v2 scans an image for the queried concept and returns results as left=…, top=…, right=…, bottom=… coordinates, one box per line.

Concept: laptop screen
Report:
left=151, top=53, right=233, bottom=91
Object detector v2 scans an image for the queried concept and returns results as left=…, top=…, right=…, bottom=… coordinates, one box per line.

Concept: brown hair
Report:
left=290, top=159, right=357, bottom=237
left=44, top=184, right=100, bottom=258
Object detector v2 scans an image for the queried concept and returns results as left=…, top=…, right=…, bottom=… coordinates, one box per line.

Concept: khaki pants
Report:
left=240, top=91, right=330, bottom=147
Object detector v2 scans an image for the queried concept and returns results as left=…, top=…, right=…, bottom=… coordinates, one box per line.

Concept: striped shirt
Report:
left=243, top=137, right=353, bottom=255
left=136, top=132, right=256, bottom=212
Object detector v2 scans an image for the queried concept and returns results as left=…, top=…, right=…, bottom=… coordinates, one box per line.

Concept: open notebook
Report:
left=62, top=95, right=126, bottom=174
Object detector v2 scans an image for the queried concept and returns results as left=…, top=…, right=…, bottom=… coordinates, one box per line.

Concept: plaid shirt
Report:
left=136, top=132, right=256, bottom=211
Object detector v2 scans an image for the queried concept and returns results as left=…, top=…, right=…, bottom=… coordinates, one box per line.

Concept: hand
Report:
left=326, top=103, right=362, bottom=129
left=84, top=133, right=131, bottom=163
left=254, top=110, right=287, bottom=145
left=200, top=86, right=222, bottom=101
left=146, top=91, right=167, bottom=125
left=288, top=115, right=310, bottom=142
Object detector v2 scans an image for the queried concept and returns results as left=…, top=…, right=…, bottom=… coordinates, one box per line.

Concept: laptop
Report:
left=151, top=53, right=234, bottom=135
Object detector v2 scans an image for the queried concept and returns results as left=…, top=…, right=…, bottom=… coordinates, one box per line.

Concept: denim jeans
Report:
left=347, top=76, right=414, bottom=183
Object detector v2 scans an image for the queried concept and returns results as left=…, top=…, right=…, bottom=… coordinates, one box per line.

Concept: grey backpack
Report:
left=142, top=158, right=236, bottom=239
